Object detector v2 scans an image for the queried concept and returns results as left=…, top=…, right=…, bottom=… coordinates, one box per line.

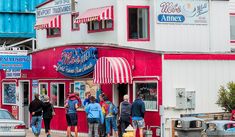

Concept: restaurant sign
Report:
left=157, top=0, right=208, bottom=25
left=37, top=0, right=71, bottom=18
left=0, top=55, right=32, bottom=70
left=57, top=47, right=98, bottom=77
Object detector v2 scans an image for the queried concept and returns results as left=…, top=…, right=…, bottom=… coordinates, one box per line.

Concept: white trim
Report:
left=18, top=80, right=30, bottom=127
left=133, top=80, right=159, bottom=112
left=2, top=82, right=17, bottom=105
left=133, top=76, right=160, bottom=80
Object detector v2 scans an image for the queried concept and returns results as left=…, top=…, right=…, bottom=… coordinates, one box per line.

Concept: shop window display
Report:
left=134, top=82, right=158, bottom=110
left=2, top=83, right=16, bottom=105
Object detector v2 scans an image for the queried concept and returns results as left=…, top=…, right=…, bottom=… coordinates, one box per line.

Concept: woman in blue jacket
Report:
left=85, top=96, right=104, bottom=137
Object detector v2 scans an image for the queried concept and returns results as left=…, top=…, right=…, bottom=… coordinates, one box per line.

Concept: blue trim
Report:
left=0, top=33, right=36, bottom=38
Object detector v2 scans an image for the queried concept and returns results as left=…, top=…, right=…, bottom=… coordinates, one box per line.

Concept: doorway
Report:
left=19, top=81, right=30, bottom=128
left=113, top=84, right=129, bottom=107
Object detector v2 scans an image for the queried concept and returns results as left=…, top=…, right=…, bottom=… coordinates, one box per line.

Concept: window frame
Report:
left=46, top=28, right=61, bottom=38
left=50, top=82, right=65, bottom=108
left=127, top=6, right=150, bottom=42
left=71, top=12, right=80, bottom=31
left=39, top=83, right=48, bottom=96
left=87, top=20, right=114, bottom=33
left=133, top=80, right=158, bottom=112
left=2, top=82, right=17, bottom=105
left=230, top=13, right=235, bottom=43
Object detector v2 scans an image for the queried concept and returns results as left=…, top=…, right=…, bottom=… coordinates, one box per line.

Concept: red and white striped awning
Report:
left=74, top=6, right=113, bottom=24
left=93, top=57, right=132, bottom=84
left=34, top=15, right=61, bottom=30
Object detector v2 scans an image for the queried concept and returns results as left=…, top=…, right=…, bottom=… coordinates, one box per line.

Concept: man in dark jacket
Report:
left=29, top=93, right=43, bottom=137
left=131, top=94, right=146, bottom=137
left=119, top=94, right=131, bottom=137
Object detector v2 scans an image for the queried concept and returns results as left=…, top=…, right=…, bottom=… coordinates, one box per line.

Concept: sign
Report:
left=37, top=0, right=71, bottom=18
left=0, top=55, right=32, bottom=70
left=157, top=0, right=208, bottom=25
left=57, top=47, right=98, bottom=77
left=5, top=69, right=21, bottom=78
left=32, top=80, right=39, bottom=100
left=12, top=106, right=18, bottom=120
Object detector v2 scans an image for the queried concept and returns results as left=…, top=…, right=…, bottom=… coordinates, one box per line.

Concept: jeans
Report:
left=105, top=117, right=118, bottom=134
left=31, top=116, right=42, bottom=135
left=88, top=123, right=99, bottom=137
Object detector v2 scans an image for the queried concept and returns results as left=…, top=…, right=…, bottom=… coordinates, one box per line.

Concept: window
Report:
left=127, top=6, right=149, bottom=41
left=71, top=13, right=80, bottom=31
left=2, top=83, right=16, bottom=105
left=50, top=83, right=65, bottom=107
left=88, top=20, right=113, bottom=32
left=230, top=14, right=235, bottom=43
left=47, top=28, right=61, bottom=38
left=134, top=81, right=158, bottom=111
left=39, top=83, right=48, bottom=96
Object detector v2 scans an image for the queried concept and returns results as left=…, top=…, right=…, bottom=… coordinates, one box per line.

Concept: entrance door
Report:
left=19, top=81, right=30, bottom=128
left=113, top=84, right=129, bottom=107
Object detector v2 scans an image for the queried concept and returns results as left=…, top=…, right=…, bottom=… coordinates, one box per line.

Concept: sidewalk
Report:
left=26, top=129, right=88, bottom=137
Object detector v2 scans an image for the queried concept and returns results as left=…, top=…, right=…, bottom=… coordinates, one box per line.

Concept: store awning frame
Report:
left=74, top=6, right=113, bottom=24
left=34, top=15, right=61, bottom=30
left=93, top=57, right=132, bottom=84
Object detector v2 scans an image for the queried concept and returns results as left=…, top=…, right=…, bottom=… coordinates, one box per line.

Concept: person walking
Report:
left=102, top=96, right=118, bottom=137
left=85, top=96, right=104, bottom=137
left=99, top=93, right=106, bottom=137
left=131, top=94, right=146, bottom=137
left=42, top=95, right=54, bottom=137
left=119, top=95, right=131, bottom=137
left=29, top=93, right=43, bottom=137
left=64, top=93, right=80, bottom=137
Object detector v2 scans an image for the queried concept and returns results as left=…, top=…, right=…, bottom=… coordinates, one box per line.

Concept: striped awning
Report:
left=93, top=57, right=132, bottom=84
left=74, top=6, right=113, bottom=24
left=34, top=15, right=61, bottom=30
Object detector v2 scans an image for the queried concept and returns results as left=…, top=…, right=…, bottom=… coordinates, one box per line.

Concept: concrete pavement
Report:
left=26, top=129, right=88, bottom=137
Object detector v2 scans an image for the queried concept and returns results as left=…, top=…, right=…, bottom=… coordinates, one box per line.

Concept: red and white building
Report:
left=1, top=0, right=235, bottom=136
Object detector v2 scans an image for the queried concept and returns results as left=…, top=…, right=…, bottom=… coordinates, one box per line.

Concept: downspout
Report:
left=208, top=0, right=212, bottom=52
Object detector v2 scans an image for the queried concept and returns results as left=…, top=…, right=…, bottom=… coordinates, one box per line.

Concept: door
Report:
left=113, top=84, right=129, bottom=107
left=19, top=81, right=30, bottom=128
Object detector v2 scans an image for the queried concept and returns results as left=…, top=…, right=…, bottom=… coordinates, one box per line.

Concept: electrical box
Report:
left=176, top=88, right=186, bottom=109
left=187, top=91, right=196, bottom=109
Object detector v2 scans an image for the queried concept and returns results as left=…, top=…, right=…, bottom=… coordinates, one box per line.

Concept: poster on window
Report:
left=74, top=81, right=86, bottom=104
left=74, top=80, right=100, bottom=107
left=135, top=82, right=158, bottom=110
left=32, top=80, right=39, bottom=100
left=3, top=83, right=16, bottom=104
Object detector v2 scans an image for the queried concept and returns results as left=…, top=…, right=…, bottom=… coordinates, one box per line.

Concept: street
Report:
left=26, top=129, right=88, bottom=137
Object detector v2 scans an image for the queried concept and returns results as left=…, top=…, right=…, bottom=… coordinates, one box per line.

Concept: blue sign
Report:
left=0, top=55, right=32, bottom=70
left=57, top=47, right=98, bottom=77
left=158, top=14, right=185, bottom=23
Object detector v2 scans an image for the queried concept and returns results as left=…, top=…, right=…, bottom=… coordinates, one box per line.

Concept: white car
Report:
left=0, top=109, right=26, bottom=137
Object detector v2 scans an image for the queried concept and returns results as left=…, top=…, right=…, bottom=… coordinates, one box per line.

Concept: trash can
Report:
left=206, top=120, right=235, bottom=137
left=174, top=117, right=205, bottom=137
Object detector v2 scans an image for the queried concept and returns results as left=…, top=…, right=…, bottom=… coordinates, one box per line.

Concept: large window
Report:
left=230, top=14, right=235, bottom=43
left=88, top=20, right=113, bottom=33
left=127, top=6, right=149, bottom=41
left=134, top=81, right=158, bottom=111
left=47, top=28, right=61, bottom=38
left=71, top=13, right=80, bottom=31
left=2, top=83, right=16, bottom=105
left=50, top=83, right=65, bottom=107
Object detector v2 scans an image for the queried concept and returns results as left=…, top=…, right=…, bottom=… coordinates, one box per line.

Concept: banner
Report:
left=157, top=0, right=208, bottom=25
left=0, top=55, right=32, bottom=70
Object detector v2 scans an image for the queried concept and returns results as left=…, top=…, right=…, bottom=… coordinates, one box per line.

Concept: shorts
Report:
left=105, top=117, right=118, bottom=134
left=132, top=119, right=145, bottom=129
left=66, top=113, right=78, bottom=126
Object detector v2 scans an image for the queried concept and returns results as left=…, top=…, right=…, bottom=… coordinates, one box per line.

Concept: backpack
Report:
left=120, top=102, right=131, bottom=116
left=103, top=101, right=118, bottom=116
